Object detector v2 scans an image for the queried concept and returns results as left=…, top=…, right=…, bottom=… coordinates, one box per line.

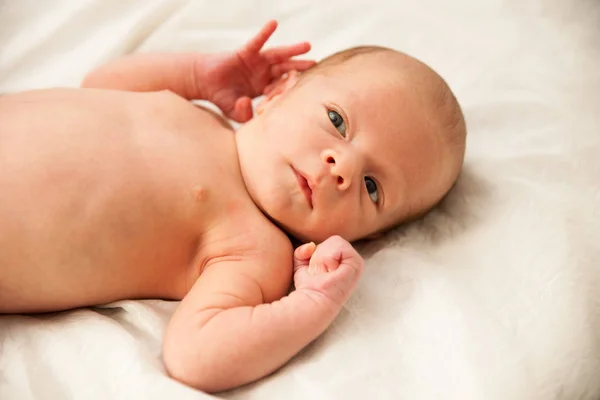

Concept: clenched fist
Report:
left=293, top=236, right=364, bottom=307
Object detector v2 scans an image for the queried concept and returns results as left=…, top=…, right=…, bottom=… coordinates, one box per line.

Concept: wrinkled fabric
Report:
left=1, top=0, right=599, bottom=399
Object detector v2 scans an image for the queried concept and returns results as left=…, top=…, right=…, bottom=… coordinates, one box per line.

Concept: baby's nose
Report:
left=321, top=149, right=355, bottom=191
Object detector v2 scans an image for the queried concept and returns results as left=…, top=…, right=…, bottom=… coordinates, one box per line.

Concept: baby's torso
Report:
left=0, top=88, right=280, bottom=312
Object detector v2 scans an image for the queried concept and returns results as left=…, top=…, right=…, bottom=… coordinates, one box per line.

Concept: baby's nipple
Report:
left=192, top=185, right=208, bottom=202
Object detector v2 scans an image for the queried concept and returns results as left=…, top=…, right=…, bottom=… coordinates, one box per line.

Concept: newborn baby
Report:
left=0, top=21, right=465, bottom=392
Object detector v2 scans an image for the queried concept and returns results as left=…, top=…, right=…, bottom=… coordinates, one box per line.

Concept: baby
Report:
left=0, top=21, right=465, bottom=392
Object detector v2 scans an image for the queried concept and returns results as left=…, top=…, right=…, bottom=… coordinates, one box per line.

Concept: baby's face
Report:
left=235, top=58, right=447, bottom=243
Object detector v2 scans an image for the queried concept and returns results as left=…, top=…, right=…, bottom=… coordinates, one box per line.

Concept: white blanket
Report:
left=1, top=1, right=599, bottom=399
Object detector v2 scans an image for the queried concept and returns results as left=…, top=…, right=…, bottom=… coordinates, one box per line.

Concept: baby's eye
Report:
left=364, top=177, right=379, bottom=203
left=328, top=110, right=347, bottom=137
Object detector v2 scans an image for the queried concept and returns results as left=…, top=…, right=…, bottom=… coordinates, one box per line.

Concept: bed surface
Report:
left=1, top=1, right=599, bottom=399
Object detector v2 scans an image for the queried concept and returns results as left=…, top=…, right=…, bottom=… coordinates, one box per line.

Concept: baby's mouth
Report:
left=292, top=167, right=313, bottom=209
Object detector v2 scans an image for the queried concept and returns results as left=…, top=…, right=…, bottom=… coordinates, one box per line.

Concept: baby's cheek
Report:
left=316, top=214, right=360, bottom=242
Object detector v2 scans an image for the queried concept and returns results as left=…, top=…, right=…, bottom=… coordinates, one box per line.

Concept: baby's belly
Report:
left=0, top=168, right=197, bottom=313
left=0, top=89, right=226, bottom=313
left=0, top=193, right=197, bottom=313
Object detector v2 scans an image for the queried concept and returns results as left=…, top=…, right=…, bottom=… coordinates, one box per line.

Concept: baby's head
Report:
left=235, top=46, right=466, bottom=243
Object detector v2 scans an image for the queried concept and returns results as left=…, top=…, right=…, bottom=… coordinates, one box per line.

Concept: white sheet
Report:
left=1, top=0, right=599, bottom=399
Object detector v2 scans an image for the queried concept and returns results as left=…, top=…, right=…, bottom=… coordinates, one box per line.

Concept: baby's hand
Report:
left=293, top=236, right=364, bottom=307
left=198, top=20, right=315, bottom=123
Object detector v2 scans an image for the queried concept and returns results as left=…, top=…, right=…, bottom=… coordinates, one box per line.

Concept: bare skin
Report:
left=0, top=88, right=281, bottom=313
left=0, top=20, right=462, bottom=393
left=0, top=21, right=366, bottom=393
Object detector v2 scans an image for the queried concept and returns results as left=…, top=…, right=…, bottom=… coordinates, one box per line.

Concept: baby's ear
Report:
left=256, top=70, right=300, bottom=115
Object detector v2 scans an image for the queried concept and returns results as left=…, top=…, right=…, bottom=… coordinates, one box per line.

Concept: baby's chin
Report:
left=274, top=221, right=316, bottom=243
left=249, top=196, right=330, bottom=243
left=250, top=192, right=361, bottom=243
left=268, top=217, right=328, bottom=244
left=277, top=221, right=359, bottom=244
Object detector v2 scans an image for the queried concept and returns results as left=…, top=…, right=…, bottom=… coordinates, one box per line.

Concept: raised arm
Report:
left=82, top=20, right=315, bottom=122
left=163, top=235, right=363, bottom=393
left=82, top=52, right=202, bottom=99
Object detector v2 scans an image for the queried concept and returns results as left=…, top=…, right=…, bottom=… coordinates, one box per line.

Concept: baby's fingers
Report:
left=264, top=42, right=312, bottom=63
left=293, top=242, right=317, bottom=272
left=307, top=260, right=329, bottom=275
left=241, top=20, right=278, bottom=55
left=262, top=82, right=276, bottom=96
left=309, top=248, right=343, bottom=275
left=227, top=97, right=253, bottom=123
left=271, top=60, right=317, bottom=78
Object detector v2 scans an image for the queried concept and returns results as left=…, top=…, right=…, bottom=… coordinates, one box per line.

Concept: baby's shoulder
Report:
left=191, top=101, right=234, bottom=131
left=199, top=213, right=294, bottom=302
left=222, top=212, right=294, bottom=270
left=239, top=221, right=295, bottom=303
left=137, top=90, right=233, bottom=131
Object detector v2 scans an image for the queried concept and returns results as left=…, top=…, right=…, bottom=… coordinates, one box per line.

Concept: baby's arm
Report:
left=83, top=52, right=203, bottom=99
left=163, top=235, right=363, bottom=393
left=82, top=20, right=315, bottom=122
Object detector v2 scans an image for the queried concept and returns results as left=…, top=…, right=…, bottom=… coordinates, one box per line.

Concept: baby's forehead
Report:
left=305, top=57, right=424, bottom=104
left=319, top=56, right=402, bottom=85
left=313, top=74, right=419, bottom=126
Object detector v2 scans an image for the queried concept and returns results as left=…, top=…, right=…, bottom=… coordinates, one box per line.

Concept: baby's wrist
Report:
left=293, top=286, right=346, bottom=313
left=189, top=54, right=212, bottom=101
